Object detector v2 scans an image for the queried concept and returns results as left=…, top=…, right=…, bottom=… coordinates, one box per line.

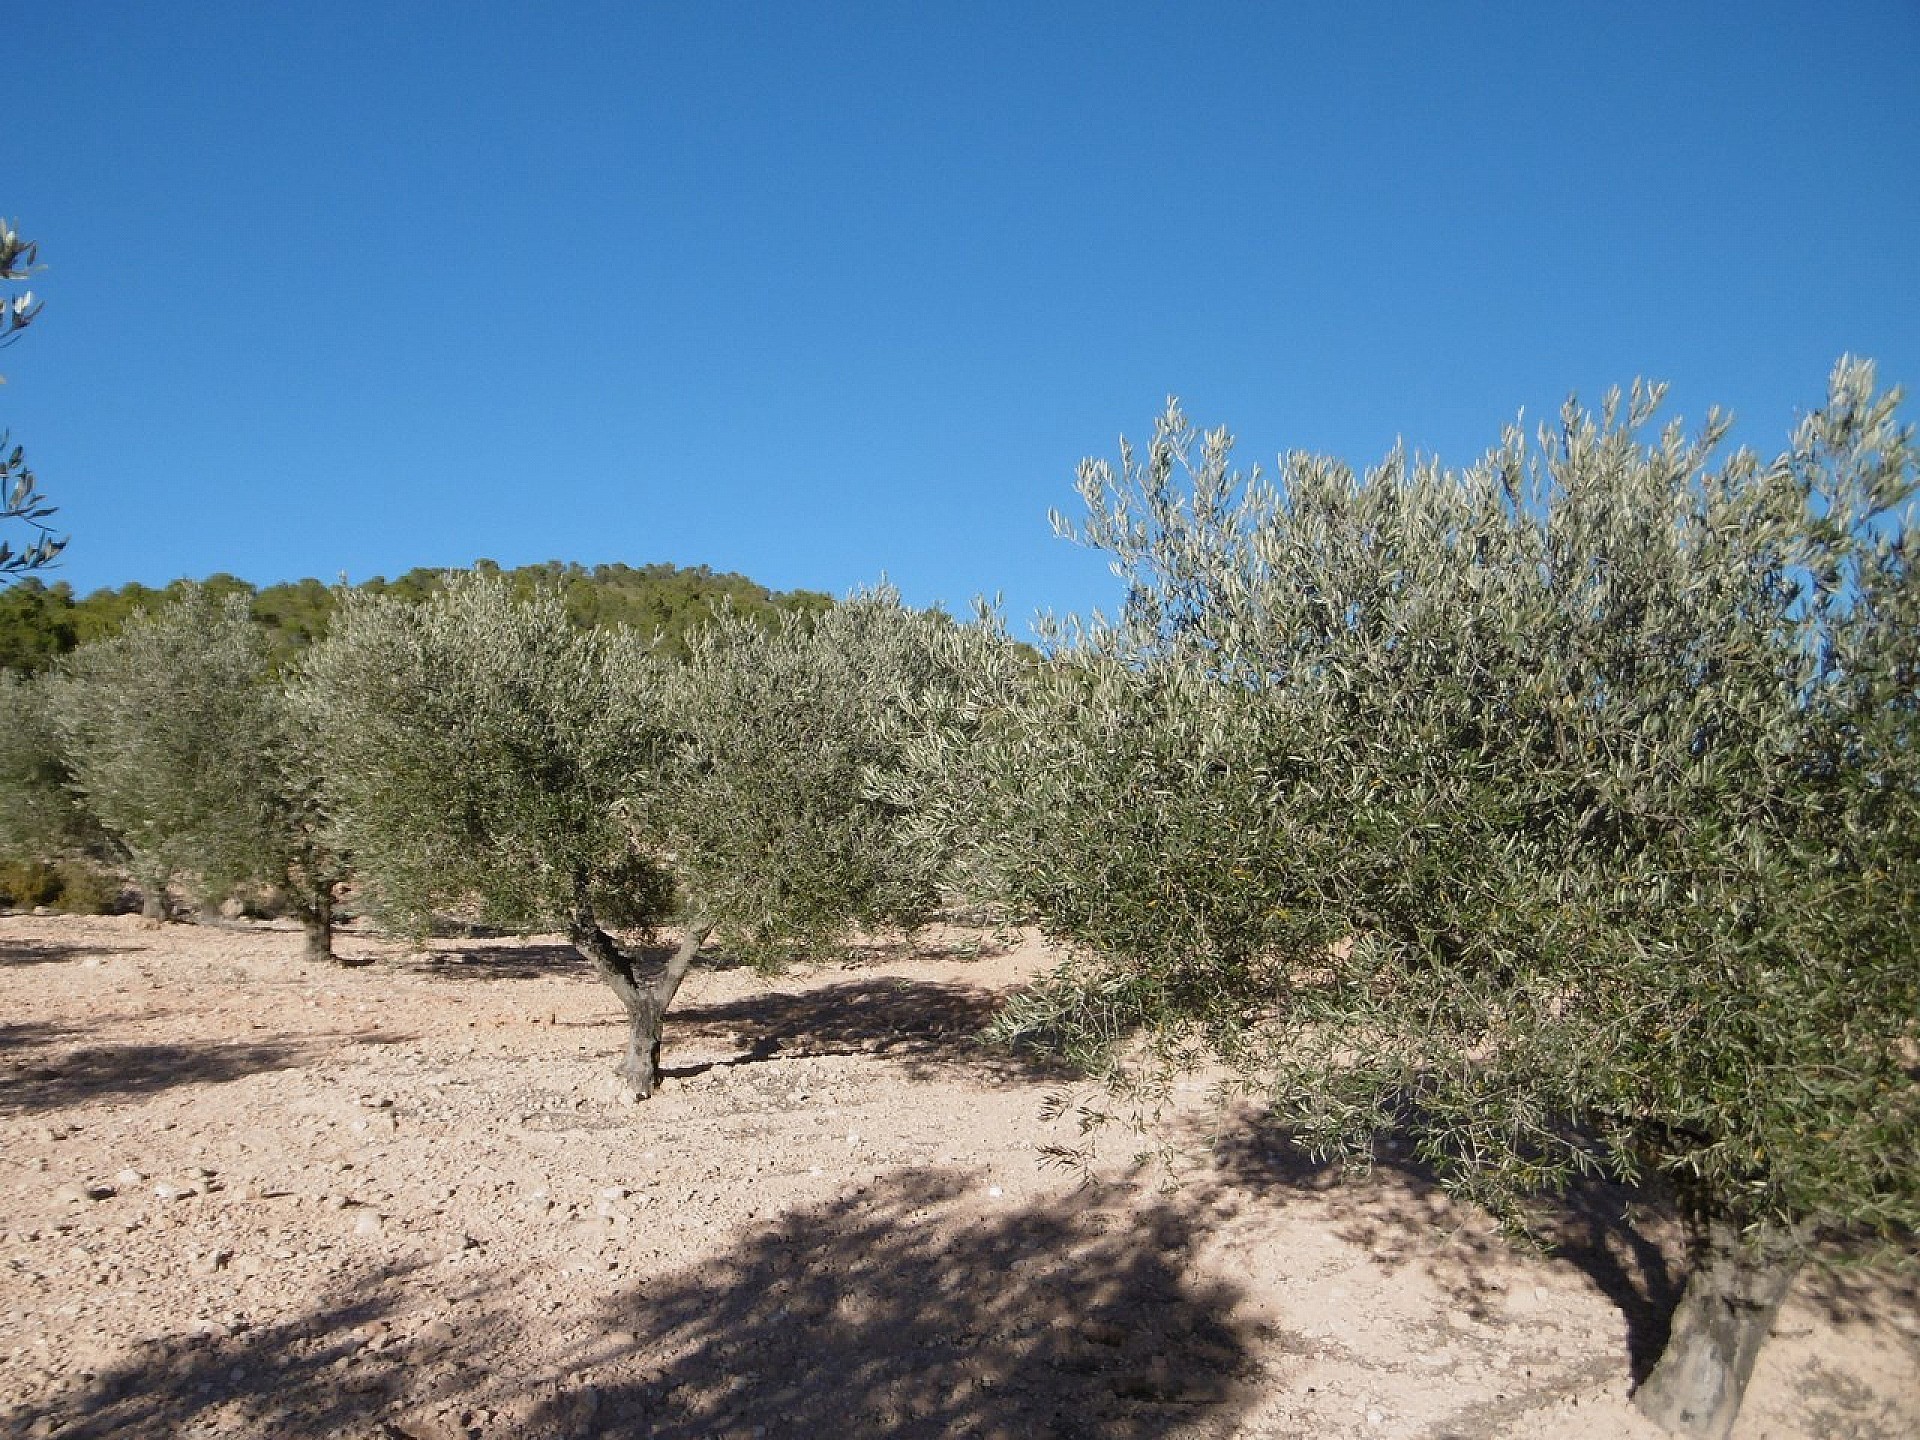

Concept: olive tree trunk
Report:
left=567, top=886, right=713, bottom=1100
left=137, top=864, right=170, bottom=922
left=1633, top=1205, right=1805, bottom=1438
left=298, top=881, right=341, bottom=965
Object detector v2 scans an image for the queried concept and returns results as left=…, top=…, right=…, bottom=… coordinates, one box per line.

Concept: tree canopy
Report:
left=908, top=360, right=1917, bottom=1438
left=0, top=560, right=834, bottom=674
left=293, top=574, right=944, bottom=1098
left=49, top=586, right=344, bottom=950
left=664, top=589, right=958, bottom=968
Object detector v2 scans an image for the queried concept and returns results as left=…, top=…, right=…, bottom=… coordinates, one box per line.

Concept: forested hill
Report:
left=0, top=561, right=835, bottom=672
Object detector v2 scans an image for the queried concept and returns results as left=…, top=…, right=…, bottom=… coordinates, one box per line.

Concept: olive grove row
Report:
left=0, top=359, right=1913, bottom=1438
left=1, top=579, right=958, bottom=1098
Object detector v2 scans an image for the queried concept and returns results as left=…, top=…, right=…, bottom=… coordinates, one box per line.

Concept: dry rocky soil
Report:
left=1, top=912, right=1914, bottom=1440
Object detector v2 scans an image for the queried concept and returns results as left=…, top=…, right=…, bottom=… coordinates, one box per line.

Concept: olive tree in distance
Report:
left=913, top=360, right=1917, bottom=1439
left=51, top=586, right=347, bottom=957
left=294, top=574, right=677, bottom=1091
left=0, top=667, right=108, bottom=875
left=295, top=574, right=954, bottom=1100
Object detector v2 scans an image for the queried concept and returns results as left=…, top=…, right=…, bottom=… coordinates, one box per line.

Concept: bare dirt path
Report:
left=1, top=913, right=1913, bottom=1439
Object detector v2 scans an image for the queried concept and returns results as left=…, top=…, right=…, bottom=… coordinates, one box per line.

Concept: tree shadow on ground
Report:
left=833, top=924, right=1032, bottom=969
left=0, top=937, right=140, bottom=967
left=5, top=1174, right=1261, bottom=1440
left=664, top=977, right=1078, bottom=1084
left=1207, top=1115, right=1685, bottom=1383
left=1, top=1261, right=420, bottom=1440
left=0, top=1024, right=416, bottom=1117
left=1789, top=1258, right=1920, bottom=1336
left=540, top=1168, right=1259, bottom=1439
left=389, top=935, right=736, bottom=982
left=1210, top=1111, right=1919, bottom=1404
left=394, top=942, right=590, bottom=982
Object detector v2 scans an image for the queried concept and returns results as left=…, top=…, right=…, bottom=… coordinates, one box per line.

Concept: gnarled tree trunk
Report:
left=137, top=864, right=170, bottom=922
left=298, top=881, right=349, bottom=966
left=1633, top=1201, right=1805, bottom=1438
left=301, top=906, right=331, bottom=963
left=567, top=879, right=712, bottom=1101
left=613, top=989, right=670, bottom=1097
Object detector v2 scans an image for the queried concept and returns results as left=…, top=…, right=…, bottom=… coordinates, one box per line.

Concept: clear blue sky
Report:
left=10, top=2, right=1918, bottom=631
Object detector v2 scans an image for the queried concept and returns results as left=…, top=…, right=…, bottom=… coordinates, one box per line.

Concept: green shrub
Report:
left=0, top=856, right=124, bottom=913
left=0, top=858, right=61, bottom=908
left=51, top=861, right=119, bottom=915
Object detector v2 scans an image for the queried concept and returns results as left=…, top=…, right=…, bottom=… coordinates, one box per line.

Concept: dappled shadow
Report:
left=0, top=1020, right=76, bottom=1056
left=539, top=1168, right=1259, bottom=1438
left=665, top=977, right=1078, bottom=1084
left=395, top=942, right=590, bottom=982
left=0, top=938, right=140, bottom=967
left=5, top=1177, right=1261, bottom=1440
left=830, top=925, right=1032, bottom=969
left=0, top=1025, right=412, bottom=1117
left=383, top=926, right=1031, bottom=986
left=1208, top=1114, right=1684, bottom=1382
left=1539, top=1175, right=1686, bottom=1380
left=1791, top=1258, right=1920, bottom=1338
left=2, top=1262, right=418, bottom=1440
left=392, top=934, right=720, bottom=982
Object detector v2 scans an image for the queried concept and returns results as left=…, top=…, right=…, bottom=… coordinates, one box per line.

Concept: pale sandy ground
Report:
left=0, top=912, right=1914, bottom=1440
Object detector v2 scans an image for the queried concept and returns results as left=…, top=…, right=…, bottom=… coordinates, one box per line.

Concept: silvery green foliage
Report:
left=0, top=222, right=35, bottom=350
left=892, top=614, right=1320, bottom=1062
left=292, top=573, right=673, bottom=935
left=295, top=575, right=971, bottom=1097
left=664, top=588, right=962, bottom=966
left=50, top=588, right=292, bottom=908
left=0, top=668, right=103, bottom=860
left=1, top=221, right=61, bottom=581
left=954, top=362, right=1916, bottom=1256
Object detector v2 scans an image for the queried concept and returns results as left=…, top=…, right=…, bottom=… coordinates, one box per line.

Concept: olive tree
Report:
left=0, top=667, right=106, bottom=865
left=51, top=587, right=345, bottom=956
left=664, top=589, right=957, bottom=968
left=295, top=575, right=953, bottom=1100
left=914, top=361, right=1917, bottom=1438
left=294, top=574, right=678, bottom=1090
